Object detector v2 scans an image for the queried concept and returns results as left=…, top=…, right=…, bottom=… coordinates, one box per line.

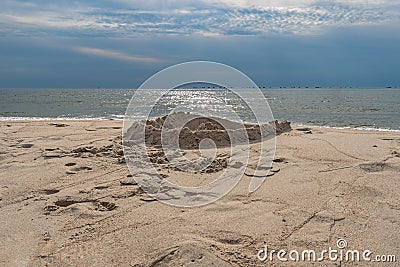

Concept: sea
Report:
left=0, top=88, right=399, bottom=131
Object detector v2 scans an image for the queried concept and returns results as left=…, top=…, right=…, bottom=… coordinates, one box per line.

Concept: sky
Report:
left=0, top=0, right=399, bottom=88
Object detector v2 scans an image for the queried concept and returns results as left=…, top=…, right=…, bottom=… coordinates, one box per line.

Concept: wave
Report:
left=292, top=123, right=400, bottom=132
left=0, top=116, right=122, bottom=121
left=2, top=116, right=399, bottom=132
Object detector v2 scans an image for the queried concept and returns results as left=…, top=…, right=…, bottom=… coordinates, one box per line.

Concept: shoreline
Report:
left=1, top=117, right=399, bottom=132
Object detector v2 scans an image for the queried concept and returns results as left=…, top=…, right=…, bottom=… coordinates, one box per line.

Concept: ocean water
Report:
left=0, top=88, right=399, bottom=131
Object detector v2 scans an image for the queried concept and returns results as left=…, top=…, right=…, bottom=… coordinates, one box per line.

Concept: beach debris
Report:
left=49, top=123, right=69, bottom=127
left=296, top=127, right=312, bottom=134
left=296, top=127, right=312, bottom=132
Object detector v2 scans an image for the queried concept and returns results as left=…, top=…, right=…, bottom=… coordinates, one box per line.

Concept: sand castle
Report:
left=124, top=112, right=292, bottom=149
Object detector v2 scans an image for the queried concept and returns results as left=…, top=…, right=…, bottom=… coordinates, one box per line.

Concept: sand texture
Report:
left=0, top=120, right=399, bottom=266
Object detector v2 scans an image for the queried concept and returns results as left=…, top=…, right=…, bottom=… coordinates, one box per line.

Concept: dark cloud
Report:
left=1, top=25, right=399, bottom=88
left=0, top=0, right=399, bottom=88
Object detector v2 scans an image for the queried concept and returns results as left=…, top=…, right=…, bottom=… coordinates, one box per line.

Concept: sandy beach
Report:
left=0, top=120, right=399, bottom=266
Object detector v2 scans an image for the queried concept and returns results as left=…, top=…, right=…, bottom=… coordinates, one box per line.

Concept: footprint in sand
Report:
left=95, top=201, right=117, bottom=211
left=43, top=148, right=64, bottom=159
left=215, top=231, right=254, bottom=246
left=65, top=162, right=77, bottom=167
left=43, top=205, right=59, bottom=214
left=94, top=185, right=109, bottom=190
left=53, top=196, right=117, bottom=211
left=120, top=178, right=138, bottom=186
left=273, top=157, right=288, bottom=163
left=40, top=189, right=60, bottom=195
left=20, top=144, right=34, bottom=148
left=112, top=190, right=138, bottom=199
left=359, top=162, right=387, bottom=172
left=44, top=148, right=59, bottom=151
left=140, top=195, right=157, bottom=202
left=71, top=166, right=93, bottom=171
left=66, top=166, right=92, bottom=175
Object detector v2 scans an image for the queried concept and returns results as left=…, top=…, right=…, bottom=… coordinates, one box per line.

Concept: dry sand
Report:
left=0, top=120, right=399, bottom=266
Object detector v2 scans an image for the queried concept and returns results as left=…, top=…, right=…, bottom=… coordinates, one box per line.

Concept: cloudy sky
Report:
left=1, top=0, right=399, bottom=88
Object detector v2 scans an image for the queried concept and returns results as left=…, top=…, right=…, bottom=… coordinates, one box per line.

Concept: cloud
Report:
left=2, top=13, right=94, bottom=29
left=0, top=0, right=399, bottom=37
left=71, top=46, right=162, bottom=63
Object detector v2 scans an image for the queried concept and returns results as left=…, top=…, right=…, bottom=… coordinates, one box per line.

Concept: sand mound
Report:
left=122, top=113, right=291, bottom=177
left=124, top=112, right=291, bottom=149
